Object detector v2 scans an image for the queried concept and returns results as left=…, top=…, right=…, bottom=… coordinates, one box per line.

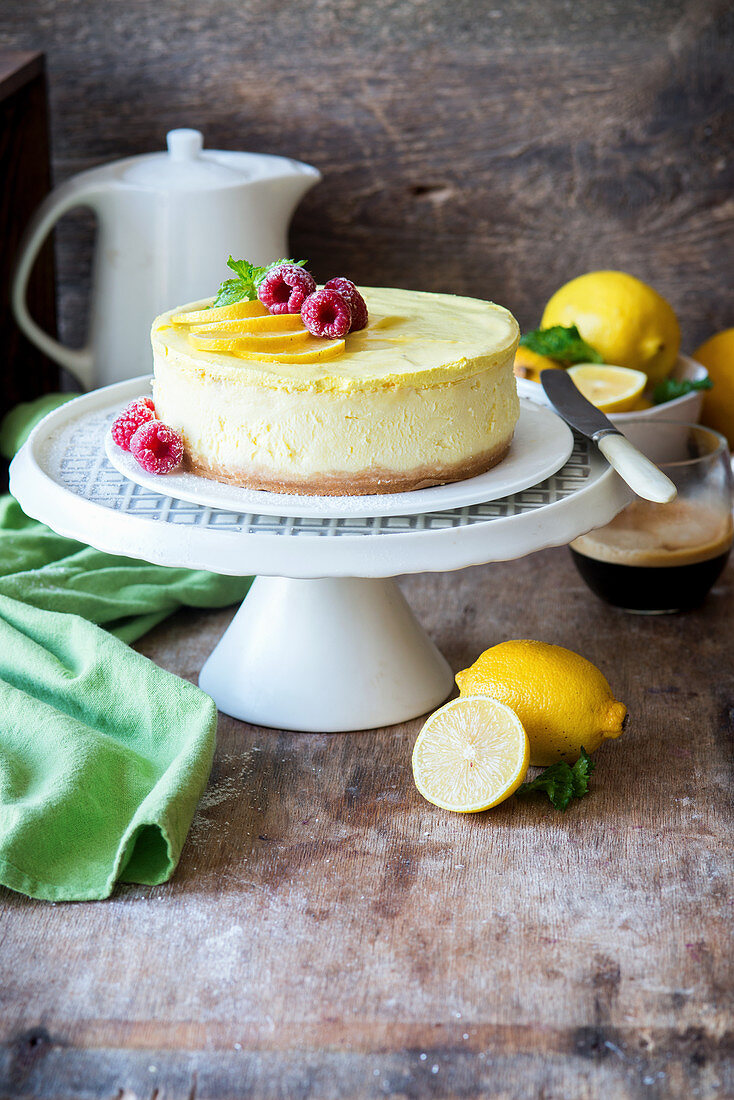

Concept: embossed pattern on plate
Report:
left=50, top=407, right=593, bottom=538
left=103, top=397, right=574, bottom=519
left=12, top=379, right=630, bottom=577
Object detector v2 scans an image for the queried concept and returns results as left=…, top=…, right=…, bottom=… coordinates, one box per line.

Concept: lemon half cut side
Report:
left=567, top=363, right=647, bottom=413
left=411, top=695, right=530, bottom=813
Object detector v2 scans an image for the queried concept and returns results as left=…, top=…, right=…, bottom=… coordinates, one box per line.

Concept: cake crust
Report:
left=181, top=437, right=513, bottom=496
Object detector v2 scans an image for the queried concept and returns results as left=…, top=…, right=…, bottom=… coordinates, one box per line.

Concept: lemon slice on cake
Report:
left=171, top=299, right=265, bottom=326
left=411, top=696, right=529, bottom=812
left=235, top=337, right=346, bottom=363
left=189, top=328, right=311, bottom=353
left=566, top=363, right=647, bottom=413
left=189, top=313, right=304, bottom=334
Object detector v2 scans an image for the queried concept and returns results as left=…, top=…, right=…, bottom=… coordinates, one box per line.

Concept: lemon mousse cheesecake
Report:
left=150, top=267, right=520, bottom=495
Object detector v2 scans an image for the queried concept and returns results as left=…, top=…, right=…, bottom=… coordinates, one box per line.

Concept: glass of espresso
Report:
left=570, top=421, right=733, bottom=613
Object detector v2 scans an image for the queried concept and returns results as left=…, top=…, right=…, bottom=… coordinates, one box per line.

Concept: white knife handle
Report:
left=597, top=433, right=677, bottom=504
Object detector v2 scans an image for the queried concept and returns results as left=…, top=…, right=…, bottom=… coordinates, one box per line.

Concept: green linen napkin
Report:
left=0, top=397, right=252, bottom=901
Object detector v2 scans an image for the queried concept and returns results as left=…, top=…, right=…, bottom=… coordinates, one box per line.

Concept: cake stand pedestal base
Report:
left=198, top=576, right=455, bottom=732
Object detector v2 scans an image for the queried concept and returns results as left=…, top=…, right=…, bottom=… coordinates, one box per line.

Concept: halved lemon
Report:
left=171, top=299, right=266, bottom=326
left=566, top=363, right=647, bottom=413
left=627, top=396, right=653, bottom=411
left=411, top=695, right=530, bottom=812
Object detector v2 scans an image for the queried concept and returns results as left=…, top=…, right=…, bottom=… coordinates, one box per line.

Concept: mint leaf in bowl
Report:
left=653, top=377, right=712, bottom=405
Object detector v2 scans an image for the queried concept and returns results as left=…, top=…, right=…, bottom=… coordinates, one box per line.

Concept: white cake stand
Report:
left=9, top=379, right=631, bottom=732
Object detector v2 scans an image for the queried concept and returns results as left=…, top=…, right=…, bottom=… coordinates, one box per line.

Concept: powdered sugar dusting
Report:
left=187, top=750, right=257, bottom=850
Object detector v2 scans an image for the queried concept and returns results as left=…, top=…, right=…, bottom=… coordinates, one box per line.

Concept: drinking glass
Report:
left=570, top=421, right=733, bottom=613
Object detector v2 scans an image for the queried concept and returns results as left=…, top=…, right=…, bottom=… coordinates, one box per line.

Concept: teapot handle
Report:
left=12, top=177, right=105, bottom=391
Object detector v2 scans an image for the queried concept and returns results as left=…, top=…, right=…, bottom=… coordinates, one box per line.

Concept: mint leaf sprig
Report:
left=517, top=747, right=596, bottom=811
left=519, top=325, right=604, bottom=365
left=653, top=377, right=712, bottom=405
left=212, top=256, right=307, bottom=308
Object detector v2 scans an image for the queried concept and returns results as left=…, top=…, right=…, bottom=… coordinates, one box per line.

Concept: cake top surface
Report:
left=153, top=286, right=519, bottom=392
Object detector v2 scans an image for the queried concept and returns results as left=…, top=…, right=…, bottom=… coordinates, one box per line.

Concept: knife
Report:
left=540, top=369, right=677, bottom=503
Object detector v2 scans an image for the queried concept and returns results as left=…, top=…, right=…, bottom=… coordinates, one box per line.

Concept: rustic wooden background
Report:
left=1, top=0, right=732, bottom=353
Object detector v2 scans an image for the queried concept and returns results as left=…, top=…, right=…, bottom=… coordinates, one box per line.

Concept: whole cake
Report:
left=150, top=264, right=520, bottom=495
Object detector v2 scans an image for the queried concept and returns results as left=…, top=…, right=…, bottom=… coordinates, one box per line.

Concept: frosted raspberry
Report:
left=111, top=399, right=157, bottom=451
left=324, top=278, right=368, bottom=331
left=301, top=289, right=352, bottom=338
left=129, top=420, right=184, bottom=475
left=258, top=263, right=316, bottom=314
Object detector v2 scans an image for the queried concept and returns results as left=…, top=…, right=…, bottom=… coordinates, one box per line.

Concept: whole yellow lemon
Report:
left=541, top=271, right=680, bottom=386
left=694, top=328, right=734, bottom=447
left=455, top=639, right=627, bottom=766
left=513, top=346, right=561, bottom=384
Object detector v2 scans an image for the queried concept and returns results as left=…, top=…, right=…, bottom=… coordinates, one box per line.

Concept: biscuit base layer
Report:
left=182, top=436, right=513, bottom=496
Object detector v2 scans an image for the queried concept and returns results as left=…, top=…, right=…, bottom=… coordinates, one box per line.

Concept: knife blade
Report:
left=540, top=369, right=677, bottom=504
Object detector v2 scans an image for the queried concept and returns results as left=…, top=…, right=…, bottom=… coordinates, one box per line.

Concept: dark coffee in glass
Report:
left=571, top=499, right=732, bottom=612
left=570, top=423, right=733, bottom=614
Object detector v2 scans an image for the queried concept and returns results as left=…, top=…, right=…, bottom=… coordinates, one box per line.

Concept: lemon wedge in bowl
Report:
left=566, top=363, right=647, bottom=413
left=411, top=696, right=529, bottom=812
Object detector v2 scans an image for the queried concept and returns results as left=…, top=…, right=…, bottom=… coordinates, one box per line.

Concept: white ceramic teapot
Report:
left=12, top=129, right=320, bottom=390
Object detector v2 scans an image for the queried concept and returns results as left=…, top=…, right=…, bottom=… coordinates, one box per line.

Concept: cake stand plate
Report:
left=104, top=380, right=573, bottom=518
left=9, top=381, right=631, bottom=732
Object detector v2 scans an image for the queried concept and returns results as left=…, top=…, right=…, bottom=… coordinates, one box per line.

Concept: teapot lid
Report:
left=119, top=129, right=269, bottom=191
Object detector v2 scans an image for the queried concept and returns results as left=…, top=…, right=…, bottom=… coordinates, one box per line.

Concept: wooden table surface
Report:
left=0, top=546, right=731, bottom=1099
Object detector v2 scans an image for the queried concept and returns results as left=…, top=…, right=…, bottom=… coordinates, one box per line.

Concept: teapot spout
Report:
left=266, top=161, right=321, bottom=224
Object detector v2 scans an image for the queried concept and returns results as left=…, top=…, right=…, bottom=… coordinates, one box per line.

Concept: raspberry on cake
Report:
left=151, top=281, right=520, bottom=496
left=324, top=278, right=368, bottom=331
left=301, top=288, right=352, bottom=338
left=257, top=263, right=316, bottom=315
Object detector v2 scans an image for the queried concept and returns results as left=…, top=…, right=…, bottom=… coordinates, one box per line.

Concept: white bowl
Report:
left=515, top=353, right=709, bottom=426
